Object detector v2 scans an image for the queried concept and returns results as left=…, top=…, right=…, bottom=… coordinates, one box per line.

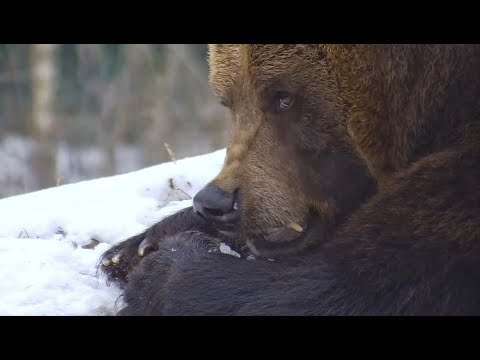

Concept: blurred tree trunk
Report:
left=29, top=44, right=58, bottom=190
left=143, top=44, right=178, bottom=166
left=99, top=44, right=153, bottom=176
left=145, top=44, right=229, bottom=162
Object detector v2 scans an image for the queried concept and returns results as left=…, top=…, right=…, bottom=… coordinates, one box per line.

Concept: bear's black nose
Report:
left=193, top=185, right=240, bottom=224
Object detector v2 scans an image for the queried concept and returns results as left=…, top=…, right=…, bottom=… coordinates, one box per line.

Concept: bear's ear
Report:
left=208, top=44, right=242, bottom=66
left=207, top=45, right=244, bottom=99
left=207, top=45, right=244, bottom=77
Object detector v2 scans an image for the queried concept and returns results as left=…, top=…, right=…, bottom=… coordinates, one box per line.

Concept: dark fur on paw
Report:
left=98, top=206, right=220, bottom=287
left=99, top=232, right=158, bottom=287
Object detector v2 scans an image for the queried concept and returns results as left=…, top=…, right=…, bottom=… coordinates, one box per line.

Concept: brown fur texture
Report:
left=202, top=44, right=480, bottom=256
left=100, top=44, right=480, bottom=315
left=207, top=44, right=375, bottom=256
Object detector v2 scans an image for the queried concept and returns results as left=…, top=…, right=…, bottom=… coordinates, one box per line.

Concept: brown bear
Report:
left=100, top=44, right=480, bottom=315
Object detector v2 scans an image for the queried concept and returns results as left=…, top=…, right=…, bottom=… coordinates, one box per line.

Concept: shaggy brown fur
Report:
left=100, top=45, right=480, bottom=315
left=206, top=44, right=376, bottom=256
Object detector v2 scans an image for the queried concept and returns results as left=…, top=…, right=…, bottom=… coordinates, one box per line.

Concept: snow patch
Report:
left=0, top=148, right=226, bottom=315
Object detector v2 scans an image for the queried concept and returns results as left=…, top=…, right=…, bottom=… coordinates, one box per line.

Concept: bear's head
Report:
left=193, top=44, right=375, bottom=256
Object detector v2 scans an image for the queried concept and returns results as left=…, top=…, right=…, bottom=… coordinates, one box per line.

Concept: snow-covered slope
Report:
left=0, top=149, right=226, bottom=315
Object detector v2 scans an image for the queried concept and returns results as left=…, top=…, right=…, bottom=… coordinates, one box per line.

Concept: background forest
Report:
left=0, top=44, right=230, bottom=199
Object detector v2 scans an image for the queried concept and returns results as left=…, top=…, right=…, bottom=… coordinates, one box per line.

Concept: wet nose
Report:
left=193, top=185, right=240, bottom=224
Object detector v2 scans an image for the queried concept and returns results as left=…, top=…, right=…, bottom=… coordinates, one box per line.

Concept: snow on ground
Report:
left=0, top=148, right=226, bottom=315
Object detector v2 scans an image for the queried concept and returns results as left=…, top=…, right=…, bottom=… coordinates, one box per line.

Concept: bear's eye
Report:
left=275, top=92, right=295, bottom=111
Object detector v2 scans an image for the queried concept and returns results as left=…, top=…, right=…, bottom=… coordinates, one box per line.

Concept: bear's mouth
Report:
left=246, top=216, right=318, bottom=256
left=262, top=221, right=308, bottom=243
left=218, top=219, right=311, bottom=254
